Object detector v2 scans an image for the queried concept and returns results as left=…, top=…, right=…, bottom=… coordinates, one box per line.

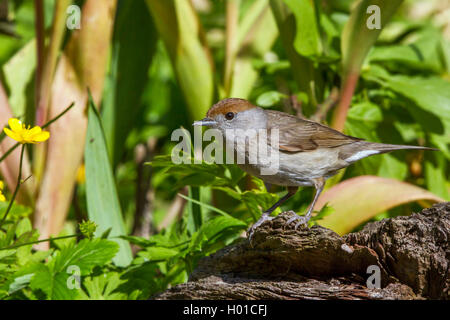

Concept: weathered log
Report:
left=154, top=202, right=449, bottom=300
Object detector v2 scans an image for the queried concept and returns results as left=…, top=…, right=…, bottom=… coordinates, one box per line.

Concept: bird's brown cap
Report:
left=206, top=98, right=256, bottom=118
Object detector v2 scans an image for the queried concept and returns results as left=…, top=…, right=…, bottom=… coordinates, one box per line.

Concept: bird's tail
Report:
left=366, top=142, right=438, bottom=154
left=341, top=141, right=438, bottom=163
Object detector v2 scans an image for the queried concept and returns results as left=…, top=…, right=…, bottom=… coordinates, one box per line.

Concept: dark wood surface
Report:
left=155, top=202, right=449, bottom=300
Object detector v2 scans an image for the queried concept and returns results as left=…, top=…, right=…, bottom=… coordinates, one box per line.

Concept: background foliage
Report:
left=0, top=0, right=449, bottom=299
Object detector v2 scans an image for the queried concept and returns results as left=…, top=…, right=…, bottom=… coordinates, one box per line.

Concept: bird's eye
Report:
left=225, top=112, right=235, bottom=120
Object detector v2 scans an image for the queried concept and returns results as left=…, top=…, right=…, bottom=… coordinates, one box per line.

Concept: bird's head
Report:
left=193, top=98, right=267, bottom=131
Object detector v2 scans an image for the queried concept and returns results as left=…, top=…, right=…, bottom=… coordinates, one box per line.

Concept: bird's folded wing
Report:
left=266, top=110, right=362, bottom=152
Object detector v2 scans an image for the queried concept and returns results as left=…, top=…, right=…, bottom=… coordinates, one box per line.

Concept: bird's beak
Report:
left=192, top=118, right=217, bottom=127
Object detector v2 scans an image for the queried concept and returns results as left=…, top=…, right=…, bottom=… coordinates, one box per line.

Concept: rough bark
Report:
left=155, top=202, right=449, bottom=300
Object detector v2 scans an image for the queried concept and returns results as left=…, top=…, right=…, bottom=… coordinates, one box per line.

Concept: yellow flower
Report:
left=76, top=164, right=86, bottom=184
left=3, top=118, right=50, bottom=144
left=0, top=181, right=5, bottom=202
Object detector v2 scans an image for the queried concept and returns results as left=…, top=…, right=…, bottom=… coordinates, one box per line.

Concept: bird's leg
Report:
left=247, top=186, right=298, bottom=240
left=286, top=178, right=325, bottom=229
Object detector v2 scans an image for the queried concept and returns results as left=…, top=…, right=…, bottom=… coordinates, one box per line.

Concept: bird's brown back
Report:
left=265, top=110, right=362, bottom=152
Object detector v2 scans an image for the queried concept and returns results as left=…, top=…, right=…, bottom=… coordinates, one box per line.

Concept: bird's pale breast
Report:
left=234, top=137, right=347, bottom=187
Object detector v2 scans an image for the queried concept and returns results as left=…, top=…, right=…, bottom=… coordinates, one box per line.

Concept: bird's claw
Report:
left=285, top=214, right=309, bottom=230
left=247, top=213, right=274, bottom=242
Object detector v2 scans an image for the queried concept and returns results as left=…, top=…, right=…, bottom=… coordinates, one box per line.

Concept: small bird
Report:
left=193, top=98, right=436, bottom=239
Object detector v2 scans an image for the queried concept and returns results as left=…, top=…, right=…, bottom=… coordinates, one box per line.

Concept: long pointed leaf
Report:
left=146, top=0, right=214, bottom=120
left=230, top=2, right=278, bottom=99
left=85, top=94, right=132, bottom=267
left=178, top=193, right=235, bottom=219
left=102, top=0, right=158, bottom=167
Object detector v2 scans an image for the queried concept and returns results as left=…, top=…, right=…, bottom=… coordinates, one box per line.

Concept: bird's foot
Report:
left=247, top=212, right=274, bottom=242
left=285, top=213, right=310, bottom=230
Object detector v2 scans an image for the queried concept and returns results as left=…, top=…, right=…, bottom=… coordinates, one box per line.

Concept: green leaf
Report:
left=378, top=75, right=450, bottom=122
left=256, top=91, right=287, bottom=107
left=197, top=216, right=246, bottom=242
left=121, top=234, right=189, bottom=250
left=226, top=165, right=246, bottom=185
left=341, top=0, right=403, bottom=77
left=50, top=239, right=118, bottom=275
left=28, top=239, right=118, bottom=300
left=347, top=102, right=383, bottom=123
left=102, top=0, right=157, bottom=167
left=120, top=235, right=155, bottom=248
left=0, top=202, right=32, bottom=221
left=8, top=273, right=35, bottom=295
left=368, top=28, right=445, bottom=73
left=424, top=153, right=450, bottom=201
left=150, top=155, right=223, bottom=176
left=270, top=0, right=317, bottom=108
left=149, top=155, right=247, bottom=191
left=4, top=262, right=42, bottom=296
left=377, top=154, right=408, bottom=181
left=311, top=204, right=334, bottom=224
left=84, top=94, right=133, bottom=267
left=0, top=249, right=16, bottom=261
left=15, top=218, right=32, bottom=237
left=241, top=189, right=279, bottom=221
left=178, top=193, right=233, bottom=219
left=12, top=230, right=39, bottom=249
left=186, top=186, right=202, bottom=234
left=30, top=265, right=78, bottom=300
left=17, top=249, right=49, bottom=267
left=77, top=272, right=128, bottom=300
left=138, top=247, right=179, bottom=262
left=229, top=0, right=278, bottom=98
left=187, top=216, right=246, bottom=254
left=146, top=0, right=214, bottom=120
left=174, top=172, right=216, bottom=189
left=2, top=39, right=36, bottom=120
left=364, top=68, right=450, bottom=159
left=441, top=38, right=450, bottom=74
left=29, top=265, right=55, bottom=298
left=213, top=186, right=242, bottom=200
left=100, top=227, right=112, bottom=239
left=283, top=0, right=321, bottom=57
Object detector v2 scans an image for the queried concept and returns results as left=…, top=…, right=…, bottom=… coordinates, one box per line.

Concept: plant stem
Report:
left=41, top=102, right=75, bottom=129
left=34, top=0, right=45, bottom=106
left=331, top=73, right=359, bottom=132
left=0, top=234, right=80, bottom=251
left=33, top=0, right=71, bottom=183
left=0, top=145, right=25, bottom=227
left=35, top=0, right=71, bottom=126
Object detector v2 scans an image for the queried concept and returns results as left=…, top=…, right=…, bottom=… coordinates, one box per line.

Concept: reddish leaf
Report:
left=314, top=175, right=444, bottom=235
